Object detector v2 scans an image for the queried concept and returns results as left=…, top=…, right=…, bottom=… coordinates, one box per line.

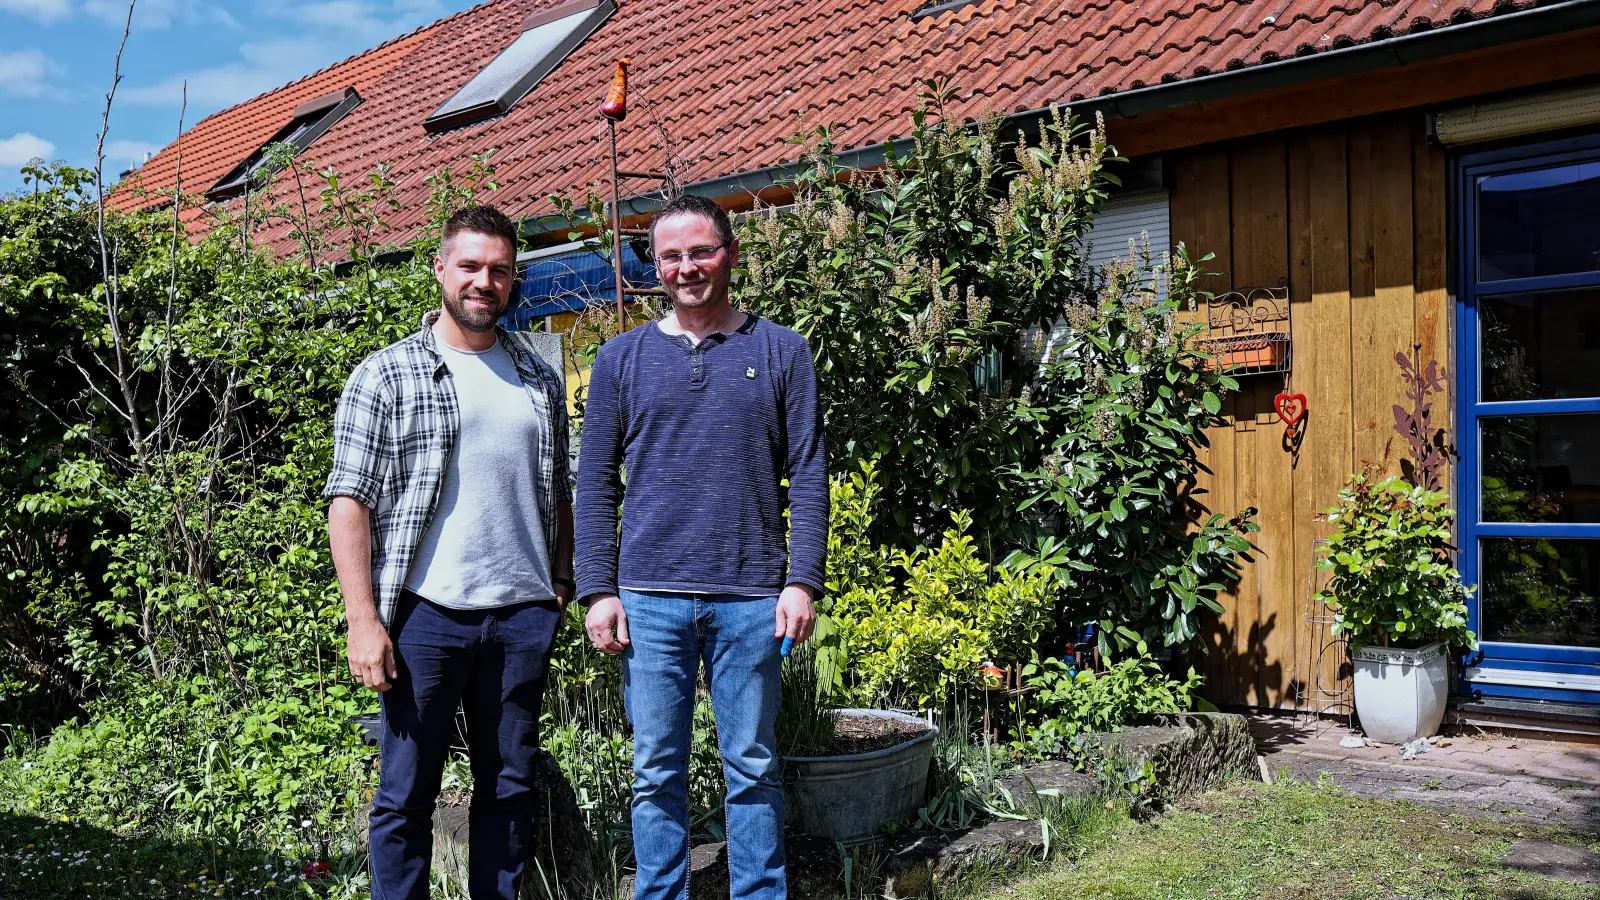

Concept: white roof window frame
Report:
left=207, top=87, right=362, bottom=201
left=424, top=0, right=617, bottom=134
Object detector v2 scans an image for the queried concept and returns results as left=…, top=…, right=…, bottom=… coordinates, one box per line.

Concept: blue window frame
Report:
left=1455, top=131, right=1600, bottom=704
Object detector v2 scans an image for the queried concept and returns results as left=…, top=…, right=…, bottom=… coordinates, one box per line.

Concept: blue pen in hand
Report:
left=780, top=636, right=794, bottom=658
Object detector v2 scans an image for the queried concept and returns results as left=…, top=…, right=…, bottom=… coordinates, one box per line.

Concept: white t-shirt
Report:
left=403, top=339, right=556, bottom=609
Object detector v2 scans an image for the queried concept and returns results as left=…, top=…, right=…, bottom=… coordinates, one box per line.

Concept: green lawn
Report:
left=7, top=764, right=1597, bottom=899
left=0, top=811, right=371, bottom=899
left=982, top=778, right=1600, bottom=900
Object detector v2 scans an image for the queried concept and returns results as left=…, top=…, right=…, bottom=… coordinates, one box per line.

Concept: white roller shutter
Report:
left=1085, top=190, right=1171, bottom=271
left=1433, top=82, right=1600, bottom=147
left=1038, top=190, right=1171, bottom=361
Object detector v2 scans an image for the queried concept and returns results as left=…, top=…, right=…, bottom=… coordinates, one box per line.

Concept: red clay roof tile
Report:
left=115, top=0, right=1535, bottom=256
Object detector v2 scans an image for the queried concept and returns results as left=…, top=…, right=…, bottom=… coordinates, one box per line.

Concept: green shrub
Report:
left=1010, top=655, right=1200, bottom=759
left=0, top=155, right=469, bottom=836
left=737, top=81, right=1255, bottom=659
left=737, top=81, right=1118, bottom=548
left=819, top=462, right=1055, bottom=708
left=1315, top=471, right=1476, bottom=650
left=1004, top=247, right=1258, bottom=658
left=25, top=681, right=371, bottom=838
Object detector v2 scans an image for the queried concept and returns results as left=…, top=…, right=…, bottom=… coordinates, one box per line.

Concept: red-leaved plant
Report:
left=1392, top=342, right=1453, bottom=491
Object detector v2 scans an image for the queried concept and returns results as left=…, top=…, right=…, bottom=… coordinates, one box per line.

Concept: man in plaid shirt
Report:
left=326, top=206, right=574, bottom=900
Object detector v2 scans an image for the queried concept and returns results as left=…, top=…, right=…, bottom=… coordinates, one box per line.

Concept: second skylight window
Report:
left=425, top=0, right=617, bottom=133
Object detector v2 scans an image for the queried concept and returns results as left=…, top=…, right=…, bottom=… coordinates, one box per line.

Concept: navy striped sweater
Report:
left=574, top=314, right=828, bottom=602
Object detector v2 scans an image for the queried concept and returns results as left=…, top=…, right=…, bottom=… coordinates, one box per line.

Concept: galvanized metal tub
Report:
left=782, top=708, right=938, bottom=845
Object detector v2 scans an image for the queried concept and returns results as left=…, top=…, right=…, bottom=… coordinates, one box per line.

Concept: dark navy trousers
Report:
left=370, top=589, right=561, bottom=900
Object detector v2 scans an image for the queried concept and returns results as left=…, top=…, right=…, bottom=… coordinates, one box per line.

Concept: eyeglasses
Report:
left=654, top=242, right=729, bottom=269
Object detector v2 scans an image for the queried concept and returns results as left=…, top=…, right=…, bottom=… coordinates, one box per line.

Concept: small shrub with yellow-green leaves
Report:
left=816, top=462, right=1055, bottom=708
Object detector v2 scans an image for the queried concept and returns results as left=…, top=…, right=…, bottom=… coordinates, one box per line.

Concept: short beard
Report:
left=664, top=268, right=730, bottom=310
left=442, top=285, right=504, bottom=333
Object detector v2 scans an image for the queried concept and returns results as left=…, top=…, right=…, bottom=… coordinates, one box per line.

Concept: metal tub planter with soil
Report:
left=782, top=709, right=938, bottom=845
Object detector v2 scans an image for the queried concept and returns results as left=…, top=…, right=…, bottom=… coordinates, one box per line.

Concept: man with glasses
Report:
left=575, top=194, right=827, bottom=900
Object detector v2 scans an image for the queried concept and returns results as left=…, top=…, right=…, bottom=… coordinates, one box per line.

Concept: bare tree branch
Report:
left=11, top=375, right=127, bottom=470
left=159, top=81, right=186, bottom=457
left=91, top=0, right=148, bottom=473
left=63, top=349, right=135, bottom=425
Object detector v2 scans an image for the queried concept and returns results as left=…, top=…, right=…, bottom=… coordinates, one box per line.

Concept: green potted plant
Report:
left=1316, top=470, right=1477, bottom=742
left=775, top=645, right=939, bottom=846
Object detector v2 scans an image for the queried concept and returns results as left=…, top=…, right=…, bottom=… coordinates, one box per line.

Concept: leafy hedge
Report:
left=0, top=158, right=464, bottom=835
left=739, top=82, right=1256, bottom=658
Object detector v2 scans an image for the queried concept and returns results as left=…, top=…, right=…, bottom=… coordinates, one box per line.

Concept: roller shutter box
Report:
left=1434, top=83, right=1600, bottom=147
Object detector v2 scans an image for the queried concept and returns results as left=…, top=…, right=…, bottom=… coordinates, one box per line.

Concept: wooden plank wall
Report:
left=1169, top=111, right=1450, bottom=709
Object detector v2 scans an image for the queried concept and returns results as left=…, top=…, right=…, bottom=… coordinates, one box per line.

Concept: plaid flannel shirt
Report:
left=324, top=311, right=572, bottom=628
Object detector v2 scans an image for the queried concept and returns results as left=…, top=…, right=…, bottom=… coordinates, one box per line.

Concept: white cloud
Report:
left=105, top=138, right=161, bottom=170
left=0, top=132, right=56, bottom=167
left=0, top=0, right=71, bottom=23
left=82, top=0, right=239, bottom=30
left=278, top=0, right=440, bottom=42
left=0, top=49, right=61, bottom=98
left=118, top=1, right=451, bottom=112
left=123, top=38, right=338, bottom=107
left=278, top=0, right=422, bottom=41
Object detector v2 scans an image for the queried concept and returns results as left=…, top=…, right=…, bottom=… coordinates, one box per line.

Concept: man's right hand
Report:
left=348, top=616, right=398, bottom=692
left=585, top=594, right=630, bottom=654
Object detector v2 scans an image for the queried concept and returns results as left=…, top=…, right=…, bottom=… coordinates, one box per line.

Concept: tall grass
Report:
left=776, top=645, right=837, bottom=757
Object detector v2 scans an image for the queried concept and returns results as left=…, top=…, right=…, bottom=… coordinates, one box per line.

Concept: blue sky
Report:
left=0, top=0, right=476, bottom=194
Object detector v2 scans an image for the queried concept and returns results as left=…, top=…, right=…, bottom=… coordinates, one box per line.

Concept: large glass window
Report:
left=1460, top=133, right=1600, bottom=700
left=1480, top=538, right=1600, bottom=647
left=1478, top=160, right=1600, bottom=282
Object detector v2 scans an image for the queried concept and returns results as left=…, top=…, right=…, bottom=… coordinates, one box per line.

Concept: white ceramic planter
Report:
left=1352, top=641, right=1449, bottom=743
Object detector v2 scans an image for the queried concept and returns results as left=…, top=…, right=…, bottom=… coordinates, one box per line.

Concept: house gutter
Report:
left=523, top=0, right=1600, bottom=238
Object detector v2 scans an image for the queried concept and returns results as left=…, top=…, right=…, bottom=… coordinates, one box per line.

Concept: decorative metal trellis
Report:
left=1200, top=279, right=1292, bottom=377
left=1295, top=538, right=1353, bottom=730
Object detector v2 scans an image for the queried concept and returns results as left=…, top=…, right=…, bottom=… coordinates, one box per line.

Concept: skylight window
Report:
left=911, top=0, right=981, bottom=18
left=424, top=0, right=616, bottom=134
left=207, top=87, right=362, bottom=201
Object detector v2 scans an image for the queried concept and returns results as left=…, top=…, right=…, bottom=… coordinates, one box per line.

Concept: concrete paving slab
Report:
left=1250, top=714, right=1600, bottom=833
left=1502, top=839, right=1600, bottom=886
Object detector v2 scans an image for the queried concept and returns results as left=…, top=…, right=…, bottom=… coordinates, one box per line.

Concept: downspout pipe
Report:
left=523, top=0, right=1600, bottom=238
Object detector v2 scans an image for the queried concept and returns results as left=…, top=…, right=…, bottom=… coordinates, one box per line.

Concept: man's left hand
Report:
left=775, top=583, right=817, bottom=645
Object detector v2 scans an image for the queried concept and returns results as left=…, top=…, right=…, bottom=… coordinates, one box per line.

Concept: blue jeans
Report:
left=370, top=590, right=561, bottom=900
left=620, top=589, right=785, bottom=900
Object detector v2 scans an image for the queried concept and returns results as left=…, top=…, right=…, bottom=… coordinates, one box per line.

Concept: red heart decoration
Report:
left=1274, top=391, right=1307, bottom=426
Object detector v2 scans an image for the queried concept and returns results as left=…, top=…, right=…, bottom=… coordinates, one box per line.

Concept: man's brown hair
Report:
left=442, top=205, right=518, bottom=256
left=649, top=194, right=734, bottom=250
